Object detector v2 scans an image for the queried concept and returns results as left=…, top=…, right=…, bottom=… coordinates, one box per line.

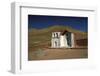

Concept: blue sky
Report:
left=28, top=15, right=88, bottom=32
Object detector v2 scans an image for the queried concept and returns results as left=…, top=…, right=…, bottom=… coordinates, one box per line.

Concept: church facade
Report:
left=51, top=30, right=75, bottom=48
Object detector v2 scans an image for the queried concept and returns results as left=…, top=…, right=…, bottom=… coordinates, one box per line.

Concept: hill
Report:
left=28, top=25, right=87, bottom=51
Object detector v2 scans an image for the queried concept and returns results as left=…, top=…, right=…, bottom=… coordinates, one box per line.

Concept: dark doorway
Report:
left=66, top=32, right=72, bottom=47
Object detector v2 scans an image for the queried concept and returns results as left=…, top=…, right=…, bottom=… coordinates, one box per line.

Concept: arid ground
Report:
left=28, top=48, right=88, bottom=60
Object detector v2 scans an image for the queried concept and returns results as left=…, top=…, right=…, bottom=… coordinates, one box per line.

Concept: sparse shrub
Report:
left=34, top=48, right=45, bottom=57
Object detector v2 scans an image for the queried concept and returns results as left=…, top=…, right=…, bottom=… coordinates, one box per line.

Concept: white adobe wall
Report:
left=51, top=32, right=75, bottom=48
left=51, top=38, right=60, bottom=48
left=71, top=33, right=75, bottom=48
left=60, top=33, right=75, bottom=48
left=60, top=35, right=68, bottom=48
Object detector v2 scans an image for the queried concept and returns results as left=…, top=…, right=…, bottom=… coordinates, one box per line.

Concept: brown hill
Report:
left=28, top=25, right=87, bottom=51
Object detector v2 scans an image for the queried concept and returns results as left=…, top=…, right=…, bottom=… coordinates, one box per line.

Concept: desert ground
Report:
left=28, top=48, right=88, bottom=60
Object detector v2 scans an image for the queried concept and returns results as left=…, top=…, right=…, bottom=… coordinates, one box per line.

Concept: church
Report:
left=51, top=30, right=75, bottom=48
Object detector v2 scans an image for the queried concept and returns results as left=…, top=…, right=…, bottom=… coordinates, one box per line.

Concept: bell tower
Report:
left=51, top=32, right=60, bottom=48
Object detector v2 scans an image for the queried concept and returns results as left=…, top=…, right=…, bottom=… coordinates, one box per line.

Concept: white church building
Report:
left=51, top=30, right=75, bottom=48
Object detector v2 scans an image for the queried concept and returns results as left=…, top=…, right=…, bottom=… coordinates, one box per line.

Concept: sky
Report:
left=28, top=15, right=88, bottom=32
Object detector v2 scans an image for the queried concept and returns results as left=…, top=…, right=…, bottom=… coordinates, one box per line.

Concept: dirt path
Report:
left=28, top=48, right=88, bottom=60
